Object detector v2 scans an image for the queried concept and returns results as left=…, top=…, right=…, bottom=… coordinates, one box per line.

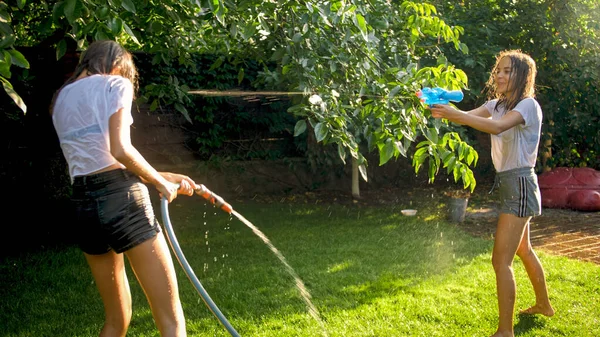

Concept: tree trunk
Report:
left=352, top=157, right=360, bottom=199
left=540, top=133, right=552, bottom=172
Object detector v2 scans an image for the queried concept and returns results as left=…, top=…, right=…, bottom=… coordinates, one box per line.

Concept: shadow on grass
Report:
left=514, top=313, right=546, bottom=335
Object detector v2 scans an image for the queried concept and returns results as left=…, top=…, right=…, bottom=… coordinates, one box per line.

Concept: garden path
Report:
left=463, top=201, right=600, bottom=265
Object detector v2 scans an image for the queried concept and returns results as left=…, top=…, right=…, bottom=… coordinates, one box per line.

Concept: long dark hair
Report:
left=484, top=49, right=537, bottom=112
left=50, top=40, right=138, bottom=113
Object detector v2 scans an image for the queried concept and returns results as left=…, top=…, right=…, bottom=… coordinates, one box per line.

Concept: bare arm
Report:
left=429, top=104, right=524, bottom=135
left=109, top=108, right=195, bottom=201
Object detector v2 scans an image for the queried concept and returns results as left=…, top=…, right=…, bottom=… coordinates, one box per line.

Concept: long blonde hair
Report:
left=50, top=40, right=138, bottom=113
left=485, top=49, right=537, bottom=112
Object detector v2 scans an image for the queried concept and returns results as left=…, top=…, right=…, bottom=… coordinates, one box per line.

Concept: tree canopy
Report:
left=5, top=0, right=598, bottom=198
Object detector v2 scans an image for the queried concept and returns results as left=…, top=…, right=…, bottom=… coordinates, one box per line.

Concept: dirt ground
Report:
left=462, top=198, right=600, bottom=265
left=244, top=183, right=600, bottom=265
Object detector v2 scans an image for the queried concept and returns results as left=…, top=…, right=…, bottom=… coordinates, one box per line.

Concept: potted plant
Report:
left=412, top=131, right=478, bottom=223
left=444, top=188, right=471, bottom=223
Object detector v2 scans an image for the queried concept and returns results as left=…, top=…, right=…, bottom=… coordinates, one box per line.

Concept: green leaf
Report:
left=122, top=22, right=140, bottom=45
left=121, top=0, right=136, bottom=13
left=109, top=17, right=123, bottom=35
left=353, top=13, right=368, bottom=41
left=294, top=120, right=307, bottom=137
left=388, top=85, right=401, bottom=99
left=209, top=57, right=223, bottom=71
left=56, top=39, right=67, bottom=60
left=96, top=6, right=109, bottom=20
left=0, top=35, right=15, bottom=49
left=371, top=18, right=389, bottom=30
left=358, top=163, right=368, bottom=182
left=149, top=99, right=158, bottom=111
left=237, top=67, right=244, bottom=85
left=94, top=30, right=109, bottom=41
left=64, top=0, right=82, bottom=24
left=174, top=103, right=191, bottom=123
left=292, top=32, right=303, bottom=43
left=314, top=122, right=328, bottom=142
left=445, top=157, right=456, bottom=174
left=7, top=49, right=29, bottom=69
left=52, top=1, right=65, bottom=24
left=467, top=169, right=476, bottom=192
left=428, top=159, right=436, bottom=183
left=0, top=59, right=11, bottom=79
left=337, top=144, right=347, bottom=164
left=1, top=77, right=26, bottom=113
left=379, top=141, right=394, bottom=166
left=16, top=0, right=26, bottom=10
left=453, top=164, right=460, bottom=183
left=0, top=10, right=9, bottom=24
left=412, top=147, right=428, bottom=173
left=394, top=140, right=407, bottom=157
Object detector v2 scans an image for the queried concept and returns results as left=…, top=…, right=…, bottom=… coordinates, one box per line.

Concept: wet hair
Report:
left=50, top=40, right=138, bottom=113
left=484, top=49, right=537, bottom=112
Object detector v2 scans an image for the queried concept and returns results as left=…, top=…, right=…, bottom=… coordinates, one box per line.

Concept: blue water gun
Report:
left=416, top=87, right=464, bottom=106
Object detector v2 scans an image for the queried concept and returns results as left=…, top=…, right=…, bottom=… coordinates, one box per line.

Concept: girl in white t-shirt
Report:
left=51, top=40, right=195, bottom=337
left=430, top=50, right=554, bottom=337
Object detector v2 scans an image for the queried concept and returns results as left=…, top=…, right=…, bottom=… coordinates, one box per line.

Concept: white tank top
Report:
left=52, top=74, right=134, bottom=183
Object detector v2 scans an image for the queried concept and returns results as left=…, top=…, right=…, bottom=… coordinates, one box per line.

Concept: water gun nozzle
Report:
left=416, top=87, right=463, bottom=106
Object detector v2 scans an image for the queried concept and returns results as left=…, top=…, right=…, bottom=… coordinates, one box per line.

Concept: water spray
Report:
left=160, top=185, right=240, bottom=337
left=162, top=184, right=328, bottom=336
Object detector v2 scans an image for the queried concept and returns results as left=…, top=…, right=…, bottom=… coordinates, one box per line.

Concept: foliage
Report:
left=3, top=0, right=212, bottom=116
left=3, top=0, right=298, bottom=161
left=0, top=1, right=30, bottom=113
left=3, top=0, right=600, bottom=191
left=413, top=131, right=478, bottom=192
left=215, top=1, right=477, bottom=191
left=432, top=0, right=600, bottom=170
left=4, top=0, right=480, bottom=191
left=134, top=52, right=300, bottom=160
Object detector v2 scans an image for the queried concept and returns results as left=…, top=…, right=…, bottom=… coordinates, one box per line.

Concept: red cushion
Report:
left=538, top=167, right=600, bottom=211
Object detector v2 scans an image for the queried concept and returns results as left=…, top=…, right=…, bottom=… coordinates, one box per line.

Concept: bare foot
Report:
left=519, top=304, right=555, bottom=317
left=490, top=331, right=513, bottom=337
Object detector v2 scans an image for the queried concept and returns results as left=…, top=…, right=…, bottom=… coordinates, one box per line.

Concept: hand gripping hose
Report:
left=160, top=184, right=240, bottom=337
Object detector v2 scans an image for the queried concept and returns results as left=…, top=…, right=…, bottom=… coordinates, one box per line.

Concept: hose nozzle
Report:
left=194, top=184, right=233, bottom=214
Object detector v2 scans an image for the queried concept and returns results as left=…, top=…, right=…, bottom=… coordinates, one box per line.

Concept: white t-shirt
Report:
left=483, top=98, right=542, bottom=172
left=52, top=74, right=134, bottom=183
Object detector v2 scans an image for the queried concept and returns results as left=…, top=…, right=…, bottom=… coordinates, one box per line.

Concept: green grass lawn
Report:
left=1, top=194, right=598, bottom=337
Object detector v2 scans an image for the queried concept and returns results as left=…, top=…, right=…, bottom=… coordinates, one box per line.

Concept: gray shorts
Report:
left=495, top=167, right=542, bottom=218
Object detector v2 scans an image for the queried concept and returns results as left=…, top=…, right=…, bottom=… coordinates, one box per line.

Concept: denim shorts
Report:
left=71, top=169, right=161, bottom=255
left=495, top=167, right=542, bottom=218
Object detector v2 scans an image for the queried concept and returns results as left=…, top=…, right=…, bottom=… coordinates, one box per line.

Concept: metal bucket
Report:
left=448, top=197, right=469, bottom=223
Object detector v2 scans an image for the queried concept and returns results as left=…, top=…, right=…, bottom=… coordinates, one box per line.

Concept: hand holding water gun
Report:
left=416, top=87, right=464, bottom=106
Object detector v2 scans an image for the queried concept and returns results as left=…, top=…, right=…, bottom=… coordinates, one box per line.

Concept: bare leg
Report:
left=490, top=213, right=530, bottom=337
left=125, top=233, right=186, bottom=337
left=515, top=222, right=555, bottom=316
left=84, top=251, right=132, bottom=337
